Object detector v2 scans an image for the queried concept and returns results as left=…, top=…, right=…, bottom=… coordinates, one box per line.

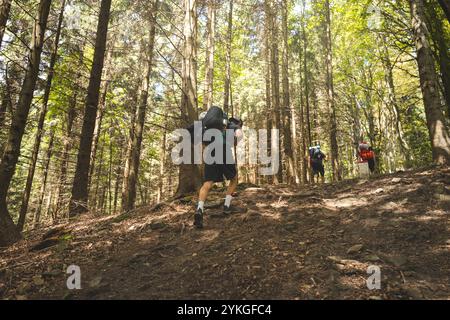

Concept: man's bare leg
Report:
left=224, top=176, right=238, bottom=211
left=195, top=181, right=214, bottom=229
left=226, top=176, right=238, bottom=196
left=199, top=181, right=214, bottom=203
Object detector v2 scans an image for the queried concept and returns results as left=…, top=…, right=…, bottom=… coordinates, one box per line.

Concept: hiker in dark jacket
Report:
left=194, top=107, right=244, bottom=229
left=309, top=146, right=326, bottom=184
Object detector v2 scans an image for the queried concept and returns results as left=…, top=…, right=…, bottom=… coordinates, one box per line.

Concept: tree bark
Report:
left=69, top=0, right=112, bottom=216
left=281, top=0, right=295, bottom=184
left=269, top=0, right=282, bottom=184
left=324, top=0, right=341, bottom=181
left=17, top=0, right=66, bottom=231
left=0, top=0, right=12, bottom=49
left=176, top=0, right=202, bottom=197
left=203, top=1, right=215, bottom=111
left=34, top=128, right=55, bottom=228
left=410, top=0, right=450, bottom=164
left=302, top=0, right=312, bottom=147
left=122, top=0, right=159, bottom=211
left=427, top=3, right=450, bottom=117
left=54, top=44, right=84, bottom=220
left=437, top=0, right=450, bottom=22
left=0, top=0, right=52, bottom=247
left=223, top=0, right=233, bottom=115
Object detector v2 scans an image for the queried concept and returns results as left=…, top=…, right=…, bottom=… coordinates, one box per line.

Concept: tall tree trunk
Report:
left=158, top=123, right=167, bottom=203
left=409, top=0, right=450, bottom=164
left=0, top=0, right=12, bottom=49
left=379, top=37, right=411, bottom=166
left=269, top=0, right=282, bottom=184
left=55, top=44, right=84, bottom=220
left=88, top=37, right=116, bottom=194
left=324, top=0, right=341, bottom=181
left=0, top=0, right=52, bottom=247
left=302, top=0, right=312, bottom=147
left=223, top=0, right=233, bottom=115
left=34, top=128, right=55, bottom=228
left=298, top=43, right=308, bottom=184
left=176, top=0, right=202, bottom=197
left=70, top=0, right=112, bottom=216
left=123, top=0, right=159, bottom=211
left=264, top=0, right=272, bottom=185
left=281, top=0, right=295, bottom=184
left=18, top=0, right=66, bottom=231
left=203, top=1, right=215, bottom=111
left=427, top=3, right=450, bottom=117
left=88, top=77, right=110, bottom=192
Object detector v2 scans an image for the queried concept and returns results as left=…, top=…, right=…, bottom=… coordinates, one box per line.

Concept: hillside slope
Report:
left=0, top=166, right=449, bottom=300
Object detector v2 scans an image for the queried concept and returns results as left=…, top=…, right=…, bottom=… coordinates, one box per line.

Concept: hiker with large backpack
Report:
left=309, top=145, right=326, bottom=184
left=358, top=142, right=376, bottom=173
left=194, top=106, right=244, bottom=229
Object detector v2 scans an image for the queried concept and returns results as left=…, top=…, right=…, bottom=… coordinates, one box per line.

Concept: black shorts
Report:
left=204, top=163, right=237, bottom=183
left=311, top=161, right=325, bottom=177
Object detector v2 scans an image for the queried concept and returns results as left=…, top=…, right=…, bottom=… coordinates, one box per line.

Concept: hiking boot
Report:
left=194, top=209, right=203, bottom=229
left=223, top=205, right=247, bottom=215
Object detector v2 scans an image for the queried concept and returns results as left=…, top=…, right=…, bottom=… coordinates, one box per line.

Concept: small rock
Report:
left=347, top=244, right=364, bottom=254
left=374, top=188, right=384, bottom=194
left=368, top=296, right=382, bottom=300
left=391, top=178, right=402, bottom=183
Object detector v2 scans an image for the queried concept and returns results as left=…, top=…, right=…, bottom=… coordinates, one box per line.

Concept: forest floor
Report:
left=0, top=166, right=449, bottom=300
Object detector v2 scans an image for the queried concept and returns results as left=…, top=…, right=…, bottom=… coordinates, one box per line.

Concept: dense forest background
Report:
left=0, top=0, right=449, bottom=247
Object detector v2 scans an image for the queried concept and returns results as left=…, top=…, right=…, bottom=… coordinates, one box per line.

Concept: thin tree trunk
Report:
left=88, top=41, right=115, bottom=192
left=302, top=0, right=312, bottom=147
left=324, top=0, right=341, bottom=181
left=264, top=0, right=272, bottom=185
left=269, top=0, right=282, bottom=184
left=0, top=0, right=52, bottom=247
left=281, top=0, right=295, bottom=184
left=223, top=0, right=233, bottom=115
left=18, top=0, right=66, bottom=231
left=298, top=47, right=308, bottom=184
left=409, top=0, right=450, bottom=164
left=0, top=0, right=12, bottom=49
left=55, top=45, right=84, bottom=221
left=378, top=36, right=411, bottom=166
left=34, top=129, right=55, bottom=228
left=203, top=1, right=215, bottom=111
left=123, top=0, right=159, bottom=211
left=158, top=125, right=166, bottom=203
left=70, top=0, right=112, bottom=216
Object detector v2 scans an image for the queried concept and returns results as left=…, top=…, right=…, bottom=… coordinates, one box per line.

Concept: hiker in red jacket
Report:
left=358, top=142, right=376, bottom=173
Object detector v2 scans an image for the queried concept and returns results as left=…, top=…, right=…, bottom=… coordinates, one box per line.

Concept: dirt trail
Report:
left=1, top=166, right=449, bottom=300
